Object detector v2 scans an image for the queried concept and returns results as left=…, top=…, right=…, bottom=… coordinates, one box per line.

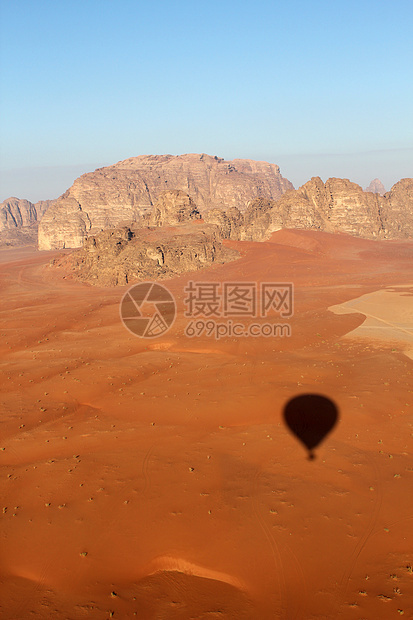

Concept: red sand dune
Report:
left=0, top=230, right=412, bottom=619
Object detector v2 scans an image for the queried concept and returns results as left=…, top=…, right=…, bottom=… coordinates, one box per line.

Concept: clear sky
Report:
left=0, top=0, right=412, bottom=202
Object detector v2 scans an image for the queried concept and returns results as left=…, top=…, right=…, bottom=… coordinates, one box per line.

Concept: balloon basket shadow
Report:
left=307, top=451, right=316, bottom=461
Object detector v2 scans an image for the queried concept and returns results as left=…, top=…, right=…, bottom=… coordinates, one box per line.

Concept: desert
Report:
left=1, top=3, right=412, bottom=617
left=1, top=216, right=412, bottom=617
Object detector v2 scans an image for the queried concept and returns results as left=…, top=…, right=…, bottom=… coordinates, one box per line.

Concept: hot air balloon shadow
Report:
left=283, top=394, right=339, bottom=460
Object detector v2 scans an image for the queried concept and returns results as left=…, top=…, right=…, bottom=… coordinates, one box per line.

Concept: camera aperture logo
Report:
left=120, top=282, right=176, bottom=338
left=120, top=280, right=293, bottom=339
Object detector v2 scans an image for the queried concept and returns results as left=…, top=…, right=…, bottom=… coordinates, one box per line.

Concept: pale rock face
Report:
left=35, top=200, right=55, bottom=220
left=215, top=177, right=413, bottom=241
left=38, top=153, right=294, bottom=250
left=365, top=178, right=386, bottom=195
left=50, top=189, right=240, bottom=285
left=275, top=177, right=328, bottom=231
left=268, top=177, right=384, bottom=237
left=38, top=196, right=92, bottom=250
left=0, top=197, right=54, bottom=231
left=323, top=178, right=384, bottom=237
left=0, top=197, right=55, bottom=247
left=241, top=198, right=275, bottom=241
left=0, top=198, right=38, bottom=229
left=380, top=178, right=413, bottom=238
left=203, top=206, right=244, bottom=239
left=148, top=190, right=201, bottom=227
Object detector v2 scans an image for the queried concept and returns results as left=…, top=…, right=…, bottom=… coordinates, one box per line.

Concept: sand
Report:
left=0, top=230, right=412, bottom=619
left=330, top=286, right=413, bottom=360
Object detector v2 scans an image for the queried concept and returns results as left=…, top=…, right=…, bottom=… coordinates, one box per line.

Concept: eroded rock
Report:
left=38, top=154, right=293, bottom=249
left=53, top=223, right=239, bottom=287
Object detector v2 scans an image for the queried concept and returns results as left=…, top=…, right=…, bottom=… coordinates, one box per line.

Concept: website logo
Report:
left=120, top=282, right=176, bottom=338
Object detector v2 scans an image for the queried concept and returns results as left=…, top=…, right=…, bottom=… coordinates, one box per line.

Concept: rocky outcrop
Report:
left=240, top=198, right=278, bottom=241
left=52, top=223, right=239, bottom=287
left=147, top=190, right=201, bottom=227
left=38, top=153, right=294, bottom=250
left=380, top=178, right=413, bottom=238
left=203, top=206, right=244, bottom=239
left=269, top=177, right=385, bottom=237
left=33, top=155, right=413, bottom=251
left=213, top=177, right=413, bottom=242
left=51, top=190, right=240, bottom=285
left=38, top=196, right=92, bottom=250
left=48, top=176, right=413, bottom=286
left=0, top=197, right=38, bottom=230
left=35, top=200, right=55, bottom=220
left=0, top=197, right=54, bottom=247
left=365, top=178, right=386, bottom=195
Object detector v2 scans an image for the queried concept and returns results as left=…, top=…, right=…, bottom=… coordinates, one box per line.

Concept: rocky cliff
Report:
left=275, top=177, right=385, bottom=237
left=203, top=206, right=244, bottom=239
left=147, top=190, right=201, bottom=226
left=216, top=177, right=413, bottom=242
left=380, top=178, right=413, bottom=238
left=0, top=197, right=38, bottom=230
left=53, top=224, right=239, bottom=287
left=52, top=189, right=239, bottom=286
left=0, top=197, right=54, bottom=247
left=49, top=176, right=413, bottom=286
left=38, top=153, right=294, bottom=250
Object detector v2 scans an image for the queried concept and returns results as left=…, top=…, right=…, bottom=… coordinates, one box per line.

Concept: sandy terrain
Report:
left=330, top=287, right=413, bottom=361
left=0, top=230, right=412, bottom=619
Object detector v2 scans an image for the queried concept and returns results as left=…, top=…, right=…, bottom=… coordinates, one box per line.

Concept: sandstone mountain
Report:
left=0, top=197, right=54, bottom=247
left=52, top=188, right=240, bottom=286
left=380, top=178, right=413, bottom=238
left=50, top=177, right=413, bottom=286
left=1, top=197, right=38, bottom=230
left=365, top=178, right=386, bottom=195
left=269, top=177, right=386, bottom=239
left=213, top=177, right=413, bottom=242
left=38, top=154, right=294, bottom=250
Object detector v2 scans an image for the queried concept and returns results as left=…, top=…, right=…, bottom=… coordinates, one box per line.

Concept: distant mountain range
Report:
left=0, top=154, right=411, bottom=251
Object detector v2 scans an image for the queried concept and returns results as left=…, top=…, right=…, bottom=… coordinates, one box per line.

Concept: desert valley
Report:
left=0, top=154, right=412, bottom=619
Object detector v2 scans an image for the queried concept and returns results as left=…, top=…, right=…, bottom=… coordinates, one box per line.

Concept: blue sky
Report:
left=0, top=0, right=412, bottom=201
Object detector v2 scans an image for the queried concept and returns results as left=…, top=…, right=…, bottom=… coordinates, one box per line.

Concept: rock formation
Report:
left=38, top=195, right=93, bottom=251
left=203, top=206, right=244, bottom=239
left=215, top=177, right=413, bottom=242
left=53, top=224, right=239, bottom=287
left=38, top=154, right=294, bottom=250
left=147, top=190, right=201, bottom=227
left=365, top=178, right=386, bottom=195
left=47, top=174, right=413, bottom=286
left=51, top=189, right=240, bottom=286
left=380, top=178, right=413, bottom=238
left=0, top=197, right=38, bottom=229
left=269, top=177, right=384, bottom=237
left=0, top=197, right=54, bottom=247
left=240, top=198, right=277, bottom=241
